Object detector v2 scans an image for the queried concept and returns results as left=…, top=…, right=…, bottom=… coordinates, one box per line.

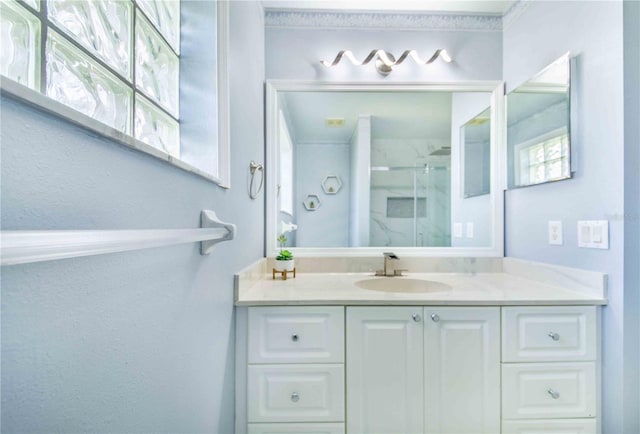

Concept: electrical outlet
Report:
left=548, top=221, right=563, bottom=245
left=577, top=220, right=609, bottom=249
left=466, top=222, right=474, bottom=238
left=453, top=223, right=463, bottom=238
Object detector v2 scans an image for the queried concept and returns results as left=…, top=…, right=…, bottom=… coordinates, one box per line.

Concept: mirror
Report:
left=267, top=83, right=504, bottom=254
left=461, top=107, right=491, bottom=198
left=507, top=53, right=572, bottom=188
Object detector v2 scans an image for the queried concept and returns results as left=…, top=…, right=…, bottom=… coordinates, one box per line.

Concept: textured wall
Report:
left=502, top=2, right=627, bottom=431
left=0, top=1, right=265, bottom=432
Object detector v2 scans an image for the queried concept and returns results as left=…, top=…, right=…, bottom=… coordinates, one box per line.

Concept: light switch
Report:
left=578, top=220, right=609, bottom=249
left=548, top=221, right=563, bottom=245
left=466, top=222, right=474, bottom=238
left=453, top=223, right=463, bottom=238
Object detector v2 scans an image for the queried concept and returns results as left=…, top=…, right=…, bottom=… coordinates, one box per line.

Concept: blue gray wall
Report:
left=266, top=26, right=502, bottom=81
left=623, top=0, right=640, bottom=428
left=0, top=1, right=264, bottom=432
left=503, top=2, right=632, bottom=431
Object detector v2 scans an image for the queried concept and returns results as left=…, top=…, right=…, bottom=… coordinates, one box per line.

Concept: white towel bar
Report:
left=0, top=210, right=235, bottom=266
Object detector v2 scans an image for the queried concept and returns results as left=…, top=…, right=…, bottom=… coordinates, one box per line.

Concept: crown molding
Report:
left=265, top=10, right=503, bottom=31
left=502, top=0, right=530, bottom=29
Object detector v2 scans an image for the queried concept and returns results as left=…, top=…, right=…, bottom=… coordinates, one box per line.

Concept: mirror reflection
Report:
left=276, top=90, right=493, bottom=248
left=507, top=53, right=572, bottom=188
left=462, top=107, right=491, bottom=198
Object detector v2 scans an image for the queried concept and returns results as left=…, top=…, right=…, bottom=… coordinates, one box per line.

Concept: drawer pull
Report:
left=291, top=392, right=300, bottom=402
left=547, top=389, right=560, bottom=399
left=412, top=313, right=422, bottom=322
left=291, top=334, right=299, bottom=342
left=431, top=314, right=440, bottom=322
left=548, top=332, right=560, bottom=341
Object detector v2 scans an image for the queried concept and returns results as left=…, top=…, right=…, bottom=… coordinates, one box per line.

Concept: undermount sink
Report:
left=355, top=277, right=452, bottom=293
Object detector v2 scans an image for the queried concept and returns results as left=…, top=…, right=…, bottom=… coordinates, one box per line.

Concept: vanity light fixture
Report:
left=320, top=49, right=452, bottom=76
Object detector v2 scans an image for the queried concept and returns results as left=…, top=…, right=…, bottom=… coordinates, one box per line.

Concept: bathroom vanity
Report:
left=234, top=258, right=606, bottom=434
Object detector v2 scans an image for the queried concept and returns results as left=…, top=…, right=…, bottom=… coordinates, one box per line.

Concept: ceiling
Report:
left=262, top=0, right=516, bottom=15
left=281, top=91, right=454, bottom=144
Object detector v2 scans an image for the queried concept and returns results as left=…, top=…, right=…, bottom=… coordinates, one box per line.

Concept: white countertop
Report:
left=235, top=269, right=607, bottom=306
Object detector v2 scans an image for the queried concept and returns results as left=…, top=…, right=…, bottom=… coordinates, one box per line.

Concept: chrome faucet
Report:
left=375, top=252, right=407, bottom=277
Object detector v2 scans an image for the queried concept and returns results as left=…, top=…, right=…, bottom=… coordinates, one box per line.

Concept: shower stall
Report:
left=369, top=163, right=451, bottom=247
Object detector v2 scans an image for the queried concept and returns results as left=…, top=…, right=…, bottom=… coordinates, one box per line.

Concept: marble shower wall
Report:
left=370, top=139, right=451, bottom=247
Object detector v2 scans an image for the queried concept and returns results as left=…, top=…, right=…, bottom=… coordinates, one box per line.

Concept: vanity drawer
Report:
left=502, top=362, right=596, bottom=419
left=248, top=364, right=345, bottom=423
left=502, top=418, right=597, bottom=434
left=248, top=307, right=344, bottom=364
left=502, top=306, right=597, bottom=362
left=248, top=423, right=344, bottom=434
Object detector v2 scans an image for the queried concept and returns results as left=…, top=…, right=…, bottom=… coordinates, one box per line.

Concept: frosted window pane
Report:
left=46, top=31, right=132, bottom=133
left=18, top=0, right=39, bottom=11
left=135, top=14, right=178, bottom=117
left=48, top=0, right=132, bottom=78
left=135, top=93, right=179, bottom=157
left=136, top=0, right=180, bottom=53
left=1, top=1, right=41, bottom=90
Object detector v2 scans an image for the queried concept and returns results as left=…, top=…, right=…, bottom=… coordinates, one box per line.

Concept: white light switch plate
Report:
left=578, top=220, right=609, bottom=249
left=548, top=221, right=563, bottom=245
left=453, top=223, right=463, bottom=238
left=466, top=222, right=474, bottom=238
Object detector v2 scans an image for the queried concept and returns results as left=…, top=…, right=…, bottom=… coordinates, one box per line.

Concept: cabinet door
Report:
left=424, top=307, right=500, bottom=434
left=347, top=307, right=424, bottom=434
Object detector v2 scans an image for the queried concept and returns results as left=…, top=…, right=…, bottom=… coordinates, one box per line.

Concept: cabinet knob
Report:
left=291, top=334, right=299, bottom=342
left=547, top=389, right=560, bottom=399
left=412, top=313, right=422, bottom=322
left=291, top=392, right=300, bottom=402
left=431, top=314, right=440, bottom=322
left=548, top=332, right=560, bottom=341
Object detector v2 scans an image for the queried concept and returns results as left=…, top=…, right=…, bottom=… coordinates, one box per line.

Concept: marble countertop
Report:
left=235, top=259, right=607, bottom=306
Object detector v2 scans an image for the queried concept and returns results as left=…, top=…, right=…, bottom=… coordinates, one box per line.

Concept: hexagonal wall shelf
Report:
left=321, top=175, right=343, bottom=195
left=303, top=194, right=321, bottom=211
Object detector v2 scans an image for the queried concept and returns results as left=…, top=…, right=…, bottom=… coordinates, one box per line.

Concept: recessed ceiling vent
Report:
left=325, top=118, right=345, bottom=127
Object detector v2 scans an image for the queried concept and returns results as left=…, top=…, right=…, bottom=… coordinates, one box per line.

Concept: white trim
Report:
left=265, top=80, right=506, bottom=258
left=1, top=210, right=235, bottom=266
left=216, top=0, right=231, bottom=188
left=264, top=9, right=502, bottom=31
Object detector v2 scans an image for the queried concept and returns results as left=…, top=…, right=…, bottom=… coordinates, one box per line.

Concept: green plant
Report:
left=276, top=250, right=293, bottom=261
left=276, top=234, right=293, bottom=260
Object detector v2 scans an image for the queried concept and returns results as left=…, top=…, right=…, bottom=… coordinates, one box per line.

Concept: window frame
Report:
left=513, top=127, right=570, bottom=187
left=0, top=0, right=231, bottom=187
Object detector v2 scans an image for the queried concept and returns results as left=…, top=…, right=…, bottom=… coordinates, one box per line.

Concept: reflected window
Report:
left=515, top=129, right=569, bottom=186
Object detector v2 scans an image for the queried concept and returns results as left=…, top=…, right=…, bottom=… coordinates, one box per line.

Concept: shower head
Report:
left=429, top=146, right=451, bottom=156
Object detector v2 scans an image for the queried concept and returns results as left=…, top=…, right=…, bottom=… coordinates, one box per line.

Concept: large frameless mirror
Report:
left=266, top=82, right=505, bottom=256
left=507, top=53, right=572, bottom=189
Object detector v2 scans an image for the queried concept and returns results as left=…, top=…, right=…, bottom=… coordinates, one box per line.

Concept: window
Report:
left=514, top=128, right=570, bottom=186
left=1, top=0, right=229, bottom=185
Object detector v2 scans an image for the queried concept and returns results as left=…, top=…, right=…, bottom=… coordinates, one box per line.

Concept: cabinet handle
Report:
left=548, top=332, right=560, bottom=341
left=431, top=314, right=440, bottom=322
left=412, top=313, right=422, bottom=322
left=291, top=392, right=300, bottom=402
left=291, top=334, right=299, bottom=342
left=547, top=389, right=560, bottom=399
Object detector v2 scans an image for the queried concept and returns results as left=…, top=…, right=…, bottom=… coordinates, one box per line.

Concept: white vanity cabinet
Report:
left=501, top=306, right=599, bottom=434
left=346, top=307, right=425, bottom=434
left=238, top=305, right=600, bottom=434
left=242, top=306, right=346, bottom=434
left=345, top=306, right=500, bottom=434
left=423, top=307, right=501, bottom=434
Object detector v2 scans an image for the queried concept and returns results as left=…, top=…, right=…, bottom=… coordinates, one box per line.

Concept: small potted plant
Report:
left=275, top=234, right=295, bottom=272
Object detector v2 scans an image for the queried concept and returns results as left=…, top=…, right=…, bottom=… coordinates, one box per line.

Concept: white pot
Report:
left=275, top=259, right=295, bottom=272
